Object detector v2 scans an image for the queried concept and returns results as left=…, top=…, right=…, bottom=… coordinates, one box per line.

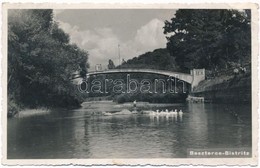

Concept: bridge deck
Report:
left=77, top=68, right=194, bottom=84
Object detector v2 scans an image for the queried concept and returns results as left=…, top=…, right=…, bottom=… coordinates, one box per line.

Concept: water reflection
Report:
left=8, top=102, right=251, bottom=159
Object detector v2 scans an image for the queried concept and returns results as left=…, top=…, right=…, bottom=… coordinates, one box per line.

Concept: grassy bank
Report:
left=8, top=100, right=49, bottom=118
left=8, top=96, right=82, bottom=118
left=15, top=108, right=50, bottom=118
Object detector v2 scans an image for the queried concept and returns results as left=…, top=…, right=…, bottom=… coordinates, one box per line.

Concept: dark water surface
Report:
left=7, top=102, right=251, bottom=159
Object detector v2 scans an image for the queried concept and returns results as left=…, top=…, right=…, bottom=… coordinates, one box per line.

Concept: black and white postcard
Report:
left=1, top=2, right=258, bottom=166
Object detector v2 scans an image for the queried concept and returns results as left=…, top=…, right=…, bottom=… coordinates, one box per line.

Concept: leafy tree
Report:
left=8, top=9, right=89, bottom=109
left=164, top=9, right=251, bottom=72
left=118, top=48, right=179, bottom=71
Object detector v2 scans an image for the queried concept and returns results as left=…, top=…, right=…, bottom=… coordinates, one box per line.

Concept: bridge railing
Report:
left=88, top=68, right=193, bottom=77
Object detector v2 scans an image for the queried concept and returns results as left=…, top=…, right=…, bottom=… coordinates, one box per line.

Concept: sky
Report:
left=54, top=9, right=176, bottom=70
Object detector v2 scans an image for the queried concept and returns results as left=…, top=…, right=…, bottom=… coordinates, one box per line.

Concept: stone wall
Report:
left=192, top=74, right=251, bottom=104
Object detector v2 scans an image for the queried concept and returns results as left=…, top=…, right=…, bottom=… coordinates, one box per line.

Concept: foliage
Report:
left=8, top=98, right=20, bottom=117
left=164, top=9, right=251, bottom=72
left=118, top=48, right=179, bottom=71
left=8, top=9, right=89, bottom=108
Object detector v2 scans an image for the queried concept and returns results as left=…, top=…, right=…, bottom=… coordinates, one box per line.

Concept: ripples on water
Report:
left=8, top=102, right=251, bottom=159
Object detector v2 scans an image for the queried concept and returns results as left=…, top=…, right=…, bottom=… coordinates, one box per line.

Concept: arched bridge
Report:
left=88, top=69, right=193, bottom=84
left=72, top=68, right=205, bottom=89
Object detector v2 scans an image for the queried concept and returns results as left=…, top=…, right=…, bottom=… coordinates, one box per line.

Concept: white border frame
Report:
left=1, top=2, right=259, bottom=166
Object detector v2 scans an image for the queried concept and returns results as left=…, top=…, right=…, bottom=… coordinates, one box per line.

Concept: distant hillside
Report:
left=118, top=48, right=179, bottom=71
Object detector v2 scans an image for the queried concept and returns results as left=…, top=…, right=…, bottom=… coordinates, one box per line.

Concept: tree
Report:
left=108, top=59, right=115, bottom=69
left=164, top=9, right=251, bottom=72
left=8, top=9, right=89, bottom=108
left=118, top=48, right=178, bottom=71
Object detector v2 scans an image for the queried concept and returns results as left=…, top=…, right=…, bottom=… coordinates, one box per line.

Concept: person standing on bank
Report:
left=133, top=100, right=137, bottom=108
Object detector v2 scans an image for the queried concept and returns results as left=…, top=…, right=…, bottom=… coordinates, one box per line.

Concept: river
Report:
left=7, top=101, right=251, bottom=159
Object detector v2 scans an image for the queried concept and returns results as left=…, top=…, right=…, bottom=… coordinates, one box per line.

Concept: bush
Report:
left=8, top=99, right=20, bottom=117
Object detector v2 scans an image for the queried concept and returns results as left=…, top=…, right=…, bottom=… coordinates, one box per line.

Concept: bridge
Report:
left=72, top=68, right=205, bottom=89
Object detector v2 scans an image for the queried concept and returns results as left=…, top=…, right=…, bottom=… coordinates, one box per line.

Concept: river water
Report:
left=7, top=101, right=251, bottom=159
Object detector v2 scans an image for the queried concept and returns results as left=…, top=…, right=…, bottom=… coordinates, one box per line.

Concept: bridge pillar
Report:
left=190, top=69, right=205, bottom=90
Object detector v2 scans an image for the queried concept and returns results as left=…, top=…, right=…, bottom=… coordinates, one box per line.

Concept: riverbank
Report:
left=192, top=72, right=251, bottom=104
left=14, top=108, right=50, bottom=118
left=8, top=100, right=83, bottom=118
left=8, top=101, right=81, bottom=118
left=113, top=92, right=188, bottom=104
